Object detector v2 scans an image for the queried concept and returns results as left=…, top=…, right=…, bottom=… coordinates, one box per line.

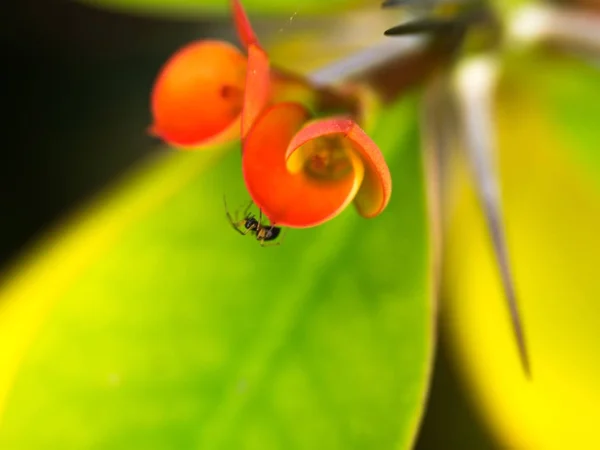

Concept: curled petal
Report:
left=289, top=118, right=392, bottom=218
left=242, top=103, right=366, bottom=228
left=241, top=44, right=271, bottom=139
left=231, top=0, right=259, bottom=49
left=150, top=40, right=246, bottom=148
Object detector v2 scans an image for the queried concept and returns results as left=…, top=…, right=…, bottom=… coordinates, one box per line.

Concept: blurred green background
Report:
left=2, top=0, right=600, bottom=449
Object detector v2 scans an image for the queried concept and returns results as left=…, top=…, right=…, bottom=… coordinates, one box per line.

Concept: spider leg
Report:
left=257, top=209, right=276, bottom=246
left=224, top=195, right=248, bottom=235
left=259, top=208, right=274, bottom=229
left=260, top=223, right=287, bottom=248
left=260, top=237, right=282, bottom=247
left=277, top=228, right=288, bottom=246
left=242, top=200, right=254, bottom=217
left=240, top=226, right=254, bottom=236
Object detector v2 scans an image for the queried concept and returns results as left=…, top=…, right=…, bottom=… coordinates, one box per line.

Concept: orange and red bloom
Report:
left=150, top=0, right=392, bottom=228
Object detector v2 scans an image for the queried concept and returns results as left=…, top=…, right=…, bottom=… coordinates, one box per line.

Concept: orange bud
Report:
left=150, top=40, right=247, bottom=148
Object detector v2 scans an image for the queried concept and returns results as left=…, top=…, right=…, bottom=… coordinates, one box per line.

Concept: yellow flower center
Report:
left=287, top=134, right=362, bottom=183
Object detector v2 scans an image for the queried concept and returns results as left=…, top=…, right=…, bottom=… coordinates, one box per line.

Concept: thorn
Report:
left=455, top=57, right=532, bottom=379
left=381, top=0, right=413, bottom=7
left=382, top=0, right=475, bottom=8
left=384, top=19, right=455, bottom=36
left=383, top=8, right=492, bottom=37
left=485, top=198, right=532, bottom=379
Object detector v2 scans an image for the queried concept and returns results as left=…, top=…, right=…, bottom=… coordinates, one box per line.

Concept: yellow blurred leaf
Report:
left=443, top=52, right=600, bottom=449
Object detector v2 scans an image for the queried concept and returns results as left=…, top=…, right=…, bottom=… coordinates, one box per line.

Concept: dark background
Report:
left=1, top=1, right=496, bottom=448
left=0, top=0, right=221, bottom=270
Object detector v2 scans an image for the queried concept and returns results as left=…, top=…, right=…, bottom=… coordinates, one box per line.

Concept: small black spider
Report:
left=223, top=197, right=284, bottom=247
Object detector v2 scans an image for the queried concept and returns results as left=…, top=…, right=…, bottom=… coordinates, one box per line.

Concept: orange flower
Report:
left=149, top=0, right=392, bottom=228
left=149, top=0, right=268, bottom=148
left=242, top=103, right=391, bottom=227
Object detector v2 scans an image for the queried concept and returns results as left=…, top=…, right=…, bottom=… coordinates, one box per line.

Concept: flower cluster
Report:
left=150, top=0, right=391, bottom=228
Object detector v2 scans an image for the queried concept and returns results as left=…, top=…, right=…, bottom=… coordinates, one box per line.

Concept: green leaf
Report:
left=76, top=0, right=368, bottom=18
left=516, top=53, right=600, bottom=180
left=0, top=94, right=433, bottom=449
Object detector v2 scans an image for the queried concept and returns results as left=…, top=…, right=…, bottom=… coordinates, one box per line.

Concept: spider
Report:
left=223, top=196, right=285, bottom=247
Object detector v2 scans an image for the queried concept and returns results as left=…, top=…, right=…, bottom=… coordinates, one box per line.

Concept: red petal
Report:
left=150, top=40, right=246, bottom=148
left=291, top=118, right=392, bottom=217
left=241, top=44, right=271, bottom=140
left=242, top=104, right=365, bottom=228
left=231, top=0, right=259, bottom=49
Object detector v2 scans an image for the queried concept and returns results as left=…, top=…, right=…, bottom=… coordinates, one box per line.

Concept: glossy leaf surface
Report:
left=0, top=95, right=433, bottom=450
